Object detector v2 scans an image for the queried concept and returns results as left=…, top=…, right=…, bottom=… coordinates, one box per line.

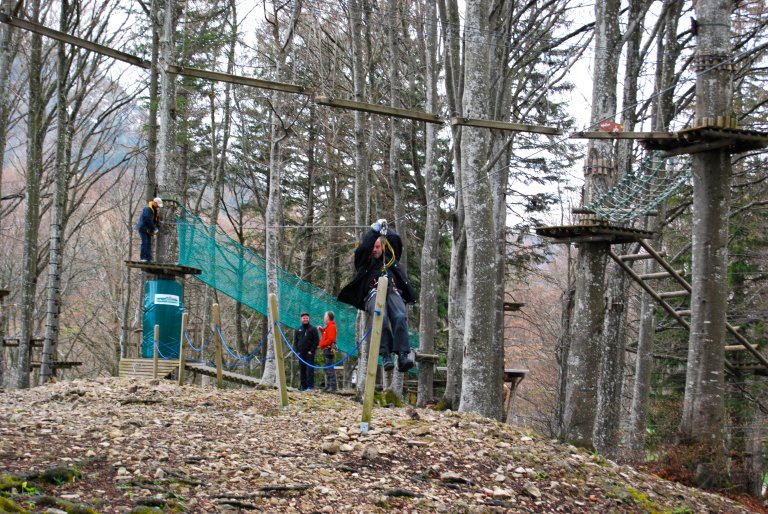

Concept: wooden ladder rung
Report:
left=724, top=344, right=759, bottom=352
left=675, top=310, right=691, bottom=317
left=658, top=290, right=690, bottom=299
left=619, top=252, right=666, bottom=262
left=638, top=270, right=684, bottom=280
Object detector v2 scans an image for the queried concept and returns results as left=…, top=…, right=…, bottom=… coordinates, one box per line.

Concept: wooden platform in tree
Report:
left=2, top=337, right=45, bottom=347
left=641, top=125, right=768, bottom=156
left=119, top=358, right=179, bottom=379
left=535, top=223, right=654, bottom=244
left=124, top=261, right=202, bottom=278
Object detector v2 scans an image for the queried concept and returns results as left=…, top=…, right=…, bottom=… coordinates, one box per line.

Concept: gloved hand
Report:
left=371, top=218, right=387, bottom=233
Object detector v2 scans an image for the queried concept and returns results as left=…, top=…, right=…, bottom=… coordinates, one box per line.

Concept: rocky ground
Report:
left=0, top=377, right=762, bottom=513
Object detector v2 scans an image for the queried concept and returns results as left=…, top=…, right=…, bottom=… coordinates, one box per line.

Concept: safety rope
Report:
left=380, top=235, right=396, bottom=274
left=274, top=321, right=371, bottom=369
left=183, top=330, right=215, bottom=353
left=153, top=337, right=171, bottom=360
left=215, top=325, right=269, bottom=363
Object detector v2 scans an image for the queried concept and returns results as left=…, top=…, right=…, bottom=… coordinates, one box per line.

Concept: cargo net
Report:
left=584, top=152, right=691, bottom=222
left=175, top=205, right=363, bottom=356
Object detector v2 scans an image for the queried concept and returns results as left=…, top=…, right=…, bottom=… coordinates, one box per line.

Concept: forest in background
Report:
left=0, top=0, right=765, bottom=500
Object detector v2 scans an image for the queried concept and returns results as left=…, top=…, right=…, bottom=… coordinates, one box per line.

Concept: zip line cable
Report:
left=4, top=14, right=765, bottom=230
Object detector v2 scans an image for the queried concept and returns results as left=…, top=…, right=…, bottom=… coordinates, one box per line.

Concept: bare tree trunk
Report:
left=560, top=0, right=620, bottom=448
left=457, top=0, right=503, bottom=421
left=416, top=0, right=439, bottom=407
left=261, top=1, right=299, bottom=387
left=349, top=0, right=371, bottom=398
left=440, top=0, right=465, bottom=410
left=40, top=0, right=71, bottom=384
left=678, top=0, right=731, bottom=485
left=627, top=0, right=683, bottom=460
left=0, top=0, right=16, bottom=234
left=593, top=0, right=648, bottom=456
left=156, top=0, right=178, bottom=263
left=0, top=0, right=16, bottom=387
left=300, top=105, right=317, bottom=281
left=261, top=122, right=284, bottom=387
left=17, top=0, right=44, bottom=389
left=145, top=0, right=160, bottom=200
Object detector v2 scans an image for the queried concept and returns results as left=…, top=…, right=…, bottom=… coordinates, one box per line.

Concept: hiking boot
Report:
left=397, top=352, right=415, bottom=372
left=381, top=354, right=395, bottom=372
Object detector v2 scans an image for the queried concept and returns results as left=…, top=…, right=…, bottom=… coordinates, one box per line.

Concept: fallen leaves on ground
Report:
left=0, top=377, right=759, bottom=513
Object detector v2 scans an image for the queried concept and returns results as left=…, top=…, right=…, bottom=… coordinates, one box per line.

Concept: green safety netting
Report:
left=175, top=206, right=361, bottom=357
left=584, top=152, right=691, bottom=222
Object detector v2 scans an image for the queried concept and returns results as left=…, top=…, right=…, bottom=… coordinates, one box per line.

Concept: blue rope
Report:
left=215, top=325, right=268, bottom=363
left=184, top=330, right=214, bottom=353
left=153, top=338, right=170, bottom=360
left=274, top=322, right=370, bottom=369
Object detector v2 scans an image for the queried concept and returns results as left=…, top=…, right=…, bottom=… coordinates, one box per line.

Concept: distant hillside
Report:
left=0, top=378, right=758, bottom=513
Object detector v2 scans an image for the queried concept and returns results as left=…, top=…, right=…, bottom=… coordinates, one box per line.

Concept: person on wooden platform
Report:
left=295, top=312, right=319, bottom=391
left=338, top=219, right=416, bottom=373
left=136, top=197, right=163, bottom=262
left=318, top=311, right=338, bottom=392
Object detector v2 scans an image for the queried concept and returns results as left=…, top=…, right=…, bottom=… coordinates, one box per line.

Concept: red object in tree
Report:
left=598, top=119, right=624, bottom=132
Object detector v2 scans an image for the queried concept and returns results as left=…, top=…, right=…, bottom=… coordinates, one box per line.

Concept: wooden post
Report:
left=177, top=312, right=188, bottom=386
left=268, top=293, right=289, bottom=408
left=153, top=324, right=159, bottom=379
left=212, top=303, right=223, bottom=388
left=361, top=277, right=388, bottom=433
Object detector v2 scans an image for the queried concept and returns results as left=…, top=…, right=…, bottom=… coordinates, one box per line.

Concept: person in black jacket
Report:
left=338, top=219, right=416, bottom=372
left=294, top=312, right=320, bottom=391
left=135, top=197, right=163, bottom=262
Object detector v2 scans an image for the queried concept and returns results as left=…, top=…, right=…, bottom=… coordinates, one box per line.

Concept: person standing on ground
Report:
left=294, top=312, right=319, bottom=391
left=136, top=197, right=163, bottom=262
left=318, top=311, right=338, bottom=392
left=338, top=219, right=416, bottom=372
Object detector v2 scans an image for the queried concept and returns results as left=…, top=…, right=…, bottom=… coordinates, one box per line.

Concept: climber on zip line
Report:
left=338, top=219, right=416, bottom=372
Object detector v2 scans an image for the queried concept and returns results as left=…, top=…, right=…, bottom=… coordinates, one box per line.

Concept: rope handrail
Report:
left=153, top=338, right=171, bottom=360
left=183, top=330, right=215, bottom=353
left=274, top=321, right=370, bottom=369
left=215, top=324, right=269, bottom=363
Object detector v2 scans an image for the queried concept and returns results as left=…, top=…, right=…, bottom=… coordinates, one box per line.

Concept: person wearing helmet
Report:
left=136, top=197, right=163, bottom=262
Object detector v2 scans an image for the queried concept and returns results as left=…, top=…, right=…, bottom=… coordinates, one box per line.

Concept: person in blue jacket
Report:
left=136, top=197, right=163, bottom=262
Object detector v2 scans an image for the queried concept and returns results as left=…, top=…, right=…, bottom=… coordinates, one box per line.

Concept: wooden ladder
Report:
left=609, top=239, right=768, bottom=375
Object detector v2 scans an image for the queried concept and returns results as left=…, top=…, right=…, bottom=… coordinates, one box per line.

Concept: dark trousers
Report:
left=323, top=349, right=337, bottom=390
left=299, top=351, right=315, bottom=390
left=139, top=230, right=152, bottom=261
left=366, top=288, right=409, bottom=356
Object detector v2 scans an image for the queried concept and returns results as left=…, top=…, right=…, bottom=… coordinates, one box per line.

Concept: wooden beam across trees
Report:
left=1, top=14, right=574, bottom=132
left=314, top=96, right=444, bottom=124
left=451, top=116, right=562, bottom=135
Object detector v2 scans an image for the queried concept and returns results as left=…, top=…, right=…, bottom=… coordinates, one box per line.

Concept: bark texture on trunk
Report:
left=416, top=0, right=439, bottom=408
left=457, top=0, right=503, bottom=421
left=17, top=0, right=44, bottom=389
left=559, top=0, right=620, bottom=448
left=678, top=0, right=732, bottom=488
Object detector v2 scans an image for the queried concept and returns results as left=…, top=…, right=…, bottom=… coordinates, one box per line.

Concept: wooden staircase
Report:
left=610, top=239, right=768, bottom=376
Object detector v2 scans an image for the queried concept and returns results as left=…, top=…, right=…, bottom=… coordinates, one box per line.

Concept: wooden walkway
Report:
left=118, top=358, right=262, bottom=387
left=183, top=362, right=262, bottom=387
